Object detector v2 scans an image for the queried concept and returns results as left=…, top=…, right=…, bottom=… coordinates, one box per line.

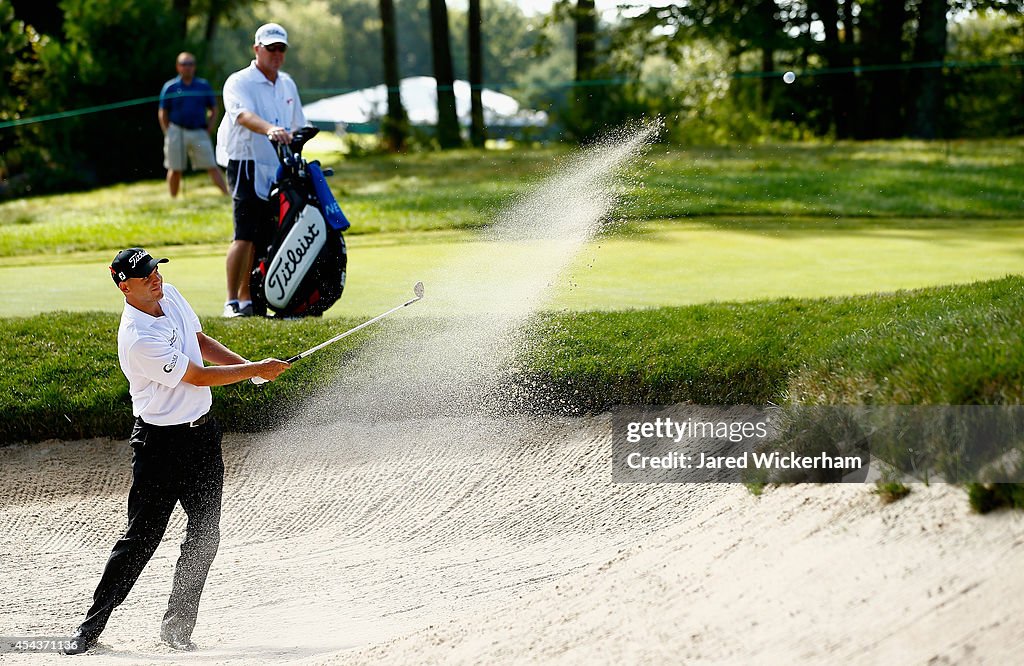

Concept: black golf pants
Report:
left=77, top=415, right=224, bottom=642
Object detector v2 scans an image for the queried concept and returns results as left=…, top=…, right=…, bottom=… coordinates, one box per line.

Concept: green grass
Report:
left=4, top=276, right=1024, bottom=444
left=0, top=312, right=374, bottom=443
left=525, top=276, right=1024, bottom=408
left=626, top=140, right=1024, bottom=220
left=559, top=218, right=1024, bottom=309
left=0, top=234, right=452, bottom=318
left=2, top=219, right=1023, bottom=319
left=0, top=145, right=566, bottom=257
left=873, top=481, right=912, bottom=504
left=2, top=140, right=1021, bottom=259
left=968, top=483, right=1024, bottom=513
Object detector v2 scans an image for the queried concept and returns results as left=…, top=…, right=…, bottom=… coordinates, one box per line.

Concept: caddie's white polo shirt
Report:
left=118, top=283, right=212, bottom=425
left=216, top=60, right=306, bottom=198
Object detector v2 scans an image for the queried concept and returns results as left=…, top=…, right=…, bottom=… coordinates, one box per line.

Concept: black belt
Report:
left=189, top=413, right=211, bottom=428
left=140, top=413, right=210, bottom=429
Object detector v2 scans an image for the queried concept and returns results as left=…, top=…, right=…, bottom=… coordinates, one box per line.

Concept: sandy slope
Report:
left=1, top=415, right=1022, bottom=665
left=326, top=483, right=1024, bottom=665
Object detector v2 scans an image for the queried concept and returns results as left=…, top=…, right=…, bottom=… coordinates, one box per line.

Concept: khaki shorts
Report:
left=163, top=124, right=216, bottom=171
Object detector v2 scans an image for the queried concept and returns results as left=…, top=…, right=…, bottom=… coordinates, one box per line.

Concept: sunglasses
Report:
left=177, top=61, right=196, bottom=66
left=262, top=43, right=287, bottom=53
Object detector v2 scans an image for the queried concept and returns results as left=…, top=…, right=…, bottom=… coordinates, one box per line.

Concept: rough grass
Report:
left=524, top=276, right=1024, bottom=408
left=626, top=140, right=1024, bottom=221
left=4, top=276, right=1024, bottom=444
left=2, top=140, right=1022, bottom=258
left=0, top=313, right=371, bottom=443
left=968, top=483, right=1024, bottom=513
left=0, top=147, right=564, bottom=257
left=873, top=481, right=912, bottom=504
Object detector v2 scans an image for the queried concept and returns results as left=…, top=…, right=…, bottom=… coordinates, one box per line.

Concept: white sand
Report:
left=327, top=482, right=1024, bottom=665
left=1, top=415, right=1022, bottom=665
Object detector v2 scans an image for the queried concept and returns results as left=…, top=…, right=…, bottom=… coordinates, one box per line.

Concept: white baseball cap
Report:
left=254, top=23, right=288, bottom=47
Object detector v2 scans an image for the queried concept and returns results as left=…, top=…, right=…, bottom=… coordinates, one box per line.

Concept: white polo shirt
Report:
left=118, top=283, right=212, bottom=425
left=216, top=60, right=307, bottom=198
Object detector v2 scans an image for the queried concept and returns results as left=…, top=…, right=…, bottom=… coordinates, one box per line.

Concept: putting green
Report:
left=559, top=218, right=1024, bottom=309
left=1, top=219, right=1021, bottom=318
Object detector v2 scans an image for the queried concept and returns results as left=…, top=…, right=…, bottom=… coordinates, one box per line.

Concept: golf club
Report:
left=251, top=281, right=425, bottom=385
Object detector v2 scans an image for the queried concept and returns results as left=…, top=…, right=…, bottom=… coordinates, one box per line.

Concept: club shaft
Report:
left=293, top=296, right=420, bottom=360
left=251, top=283, right=424, bottom=386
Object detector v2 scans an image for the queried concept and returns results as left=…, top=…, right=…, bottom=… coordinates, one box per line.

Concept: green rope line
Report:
left=1, top=95, right=162, bottom=129
left=2, top=58, right=1021, bottom=131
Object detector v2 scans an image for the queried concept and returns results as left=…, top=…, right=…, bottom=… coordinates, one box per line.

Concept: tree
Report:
left=379, top=0, right=408, bottom=151
left=172, top=0, right=191, bottom=43
left=206, top=1, right=344, bottom=93
left=330, top=0, right=384, bottom=89
left=429, top=0, right=461, bottom=148
left=809, top=0, right=857, bottom=137
left=908, top=0, right=949, bottom=138
left=573, top=0, right=597, bottom=132
left=944, top=9, right=1024, bottom=137
left=198, top=0, right=255, bottom=49
left=9, top=0, right=63, bottom=36
left=620, top=1, right=791, bottom=118
left=44, top=0, right=185, bottom=184
left=1, top=5, right=54, bottom=196
left=468, top=0, right=485, bottom=147
left=617, top=0, right=1013, bottom=140
left=331, top=0, right=538, bottom=91
left=574, top=0, right=596, bottom=82
left=753, top=0, right=779, bottom=110
left=857, top=0, right=909, bottom=138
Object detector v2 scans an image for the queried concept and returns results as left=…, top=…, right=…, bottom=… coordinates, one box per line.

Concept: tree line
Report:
left=2, top=0, right=1022, bottom=197
left=612, top=0, right=1024, bottom=140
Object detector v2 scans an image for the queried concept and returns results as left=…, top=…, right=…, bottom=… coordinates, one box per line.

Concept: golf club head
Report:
left=414, top=281, right=425, bottom=299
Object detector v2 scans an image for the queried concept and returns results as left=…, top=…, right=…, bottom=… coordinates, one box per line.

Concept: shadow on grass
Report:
left=599, top=216, right=1024, bottom=247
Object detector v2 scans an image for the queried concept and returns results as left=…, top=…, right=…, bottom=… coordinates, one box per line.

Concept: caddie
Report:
left=63, top=248, right=289, bottom=655
left=216, top=22, right=307, bottom=318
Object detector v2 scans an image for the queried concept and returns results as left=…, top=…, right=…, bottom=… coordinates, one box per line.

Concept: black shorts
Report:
left=227, top=159, right=276, bottom=244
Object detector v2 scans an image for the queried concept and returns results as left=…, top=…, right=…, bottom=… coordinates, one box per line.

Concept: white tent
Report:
left=303, top=76, right=548, bottom=130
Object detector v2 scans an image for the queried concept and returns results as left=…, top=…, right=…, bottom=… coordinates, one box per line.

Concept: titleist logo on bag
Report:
left=266, top=206, right=327, bottom=309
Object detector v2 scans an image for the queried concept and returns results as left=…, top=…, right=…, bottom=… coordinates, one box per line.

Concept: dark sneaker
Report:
left=236, top=302, right=254, bottom=317
left=160, top=628, right=197, bottom=652
left=61, top=630, right=98, bottom=655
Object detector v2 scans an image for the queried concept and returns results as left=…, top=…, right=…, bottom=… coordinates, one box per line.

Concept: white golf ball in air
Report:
left=783, top=71, right=796, bottom=84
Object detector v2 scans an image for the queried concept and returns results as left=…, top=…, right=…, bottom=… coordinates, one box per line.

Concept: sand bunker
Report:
left=1, top=415, right=1023, bottom=664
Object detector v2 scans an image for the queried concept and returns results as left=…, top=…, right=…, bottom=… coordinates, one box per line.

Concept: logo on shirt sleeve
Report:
left=163, top=354, right=179, bottom=373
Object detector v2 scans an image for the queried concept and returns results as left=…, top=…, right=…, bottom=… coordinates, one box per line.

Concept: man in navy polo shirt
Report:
left=158, top=52, right=229, bottom=198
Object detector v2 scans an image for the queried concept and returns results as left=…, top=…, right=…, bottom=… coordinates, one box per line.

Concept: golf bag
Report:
left=250, top=126, right=349, bottom=318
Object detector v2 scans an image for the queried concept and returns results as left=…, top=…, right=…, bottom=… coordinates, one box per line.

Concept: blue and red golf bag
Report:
left=250, top=127, right=349, bottom=318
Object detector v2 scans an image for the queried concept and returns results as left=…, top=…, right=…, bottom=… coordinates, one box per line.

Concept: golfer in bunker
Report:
left=63, top=248, right=290, bottom=655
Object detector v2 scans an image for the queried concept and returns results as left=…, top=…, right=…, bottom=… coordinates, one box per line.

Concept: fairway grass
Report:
left=1, top=220, right=1021, bottom=318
